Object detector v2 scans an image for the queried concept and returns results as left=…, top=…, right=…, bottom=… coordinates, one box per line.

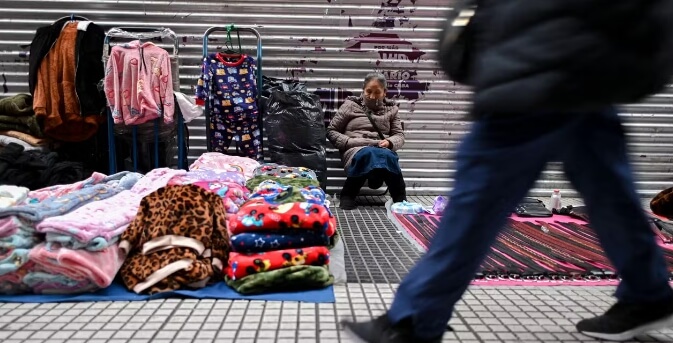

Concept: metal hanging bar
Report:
left=202, top=25, right=264, bottom=159
left=53, top=15, right=90, bottom=23
left=103, top=27, right=186, bottom=174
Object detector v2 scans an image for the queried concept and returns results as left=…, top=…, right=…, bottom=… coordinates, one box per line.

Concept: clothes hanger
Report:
left=218, top=24, right=243, bottom=58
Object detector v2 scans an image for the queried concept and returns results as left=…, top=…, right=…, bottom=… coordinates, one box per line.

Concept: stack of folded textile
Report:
left=0, top=171, right=142, bottom=294
left=172, top=153, right=262, bottom=215
left=225, top=163, right=336, bottom=294
left=0, top=168, right=186, bottom=295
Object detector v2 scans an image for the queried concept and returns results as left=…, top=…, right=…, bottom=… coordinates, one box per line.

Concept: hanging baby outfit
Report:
left=104, top=40, right=174, bottom=126
left=196, top=53, right=261, bottom=160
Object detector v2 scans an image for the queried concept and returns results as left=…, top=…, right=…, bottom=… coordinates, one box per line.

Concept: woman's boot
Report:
left=340, top=176, right=366, bottom=210
left=385, top=172, right=407, bottom=203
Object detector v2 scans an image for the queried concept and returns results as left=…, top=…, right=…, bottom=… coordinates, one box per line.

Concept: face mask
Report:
left=363, top=97, right=384, bottom=110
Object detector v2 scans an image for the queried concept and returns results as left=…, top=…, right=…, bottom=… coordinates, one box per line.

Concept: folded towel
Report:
left=190, top=153, right=260, bottom=179
left=0, top=94, right=33, bottom=116
left=0, top=172, right=140, bottom=222
left=225, top=265, right=333, bottom=295
left=229, top=199, right=336, bottom=237
left=230, top=231, right=330, bottom=253
left=227, top=246, right=330, bottom=280
left=169, top=169, right=247, bottom=187
left=29, top=243, right=124, bottom=288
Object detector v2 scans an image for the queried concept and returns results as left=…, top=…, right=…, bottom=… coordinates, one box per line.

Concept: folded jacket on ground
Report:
left=0, top=185, right=29, bottom=208
left=254, top=163, right=318, bottom=180
left=227, top=246, right=330, bottom=280
left=190, top=153, right=260, bottom=179
left=0, top=94, right=33, bottom=116
left=225, top=265, right=333, bottom=295
left=193, top=181, right=249, bottom=214
left=229, top=199, right=336, bottom=237
left=250, top=180, right=326, bottom=205
left=0, top=130, right=46, bottom=147
left=0, top=135, right=44, bottom=152
left=169, top=169, right=247, bottom=187
left=0, top=171, right=140, bottom=222
left=0, top=114, right=42, bottom=137
left=29, top=242, right=123, bottom=288
left=119, top=184, right=230, bottom=294
left=230, top=231, right=331, bottom=253
left=245, top=175, right=320, bottom=193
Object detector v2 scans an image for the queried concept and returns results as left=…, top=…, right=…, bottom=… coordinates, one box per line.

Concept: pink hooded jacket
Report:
left=104, top=40, right=174, bottom=125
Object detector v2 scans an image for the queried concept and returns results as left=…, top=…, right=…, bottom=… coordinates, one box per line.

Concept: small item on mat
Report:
left=549, top=189, right=562, bottom=211
left=513, top=198, right=552, bottom=217
left=225, top=265, right=333, bottom=295
left=391, top=201, right=425, bottom=215
left=433, top=195, right=448, bottom=214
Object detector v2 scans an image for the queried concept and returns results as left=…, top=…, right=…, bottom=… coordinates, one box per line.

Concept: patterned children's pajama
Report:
left=196, top=53, right=261, bottom=160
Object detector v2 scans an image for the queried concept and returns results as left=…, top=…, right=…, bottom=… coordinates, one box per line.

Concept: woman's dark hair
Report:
left=363, top=72, right=387, bottom=90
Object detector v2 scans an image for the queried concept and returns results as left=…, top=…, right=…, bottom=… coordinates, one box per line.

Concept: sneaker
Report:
left=576, top=299, right=673, bottom=341
left=341, top=315, right=442, bottom=343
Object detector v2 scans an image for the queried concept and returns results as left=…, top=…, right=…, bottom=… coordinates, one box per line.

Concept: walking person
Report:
left=342, top=1, right=673, bottom=342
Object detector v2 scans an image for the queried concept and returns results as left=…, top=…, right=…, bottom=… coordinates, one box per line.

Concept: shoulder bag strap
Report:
left=364, top=109, right=386, bottom=140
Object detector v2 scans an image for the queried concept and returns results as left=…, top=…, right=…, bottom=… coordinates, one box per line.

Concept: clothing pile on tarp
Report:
left=0, top=153, right=337, bottom=297
left=225, top=163, right=336, bottom=294
left=260, top=76, right=328, bottom=189
left=0, top=94, right=49, bottom=153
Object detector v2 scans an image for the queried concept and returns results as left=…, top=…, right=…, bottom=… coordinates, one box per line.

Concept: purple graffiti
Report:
left=373, top=0, right=417, bottom=30
left=345, top=33, right=426, bottom=62
left=383, top=70, right=430, bottom=101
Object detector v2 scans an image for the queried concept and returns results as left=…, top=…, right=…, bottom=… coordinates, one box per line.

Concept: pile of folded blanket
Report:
left=0, top=168, right=186, bottom=295
left=225, top=163, right=336, bottom=294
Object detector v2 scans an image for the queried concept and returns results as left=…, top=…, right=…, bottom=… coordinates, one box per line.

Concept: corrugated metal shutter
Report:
left=0, top=0, right=671, bottom=197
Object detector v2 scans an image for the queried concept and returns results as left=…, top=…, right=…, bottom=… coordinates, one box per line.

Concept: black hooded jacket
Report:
left=28, top=18, right=106, bottom=116
left=465, top=0, right=673, bottom=115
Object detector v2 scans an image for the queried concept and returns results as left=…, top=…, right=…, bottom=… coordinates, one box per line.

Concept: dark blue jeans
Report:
left=388, top=108, right=673, bottom=339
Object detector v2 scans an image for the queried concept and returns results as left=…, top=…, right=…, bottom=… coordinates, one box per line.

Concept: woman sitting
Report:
left=327, top=73, right=407, bottom=210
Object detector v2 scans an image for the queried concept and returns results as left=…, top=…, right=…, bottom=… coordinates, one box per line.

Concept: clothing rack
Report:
left=202, top=25, right=264, bottom=159
left=103, top=27, right=186, bottom=174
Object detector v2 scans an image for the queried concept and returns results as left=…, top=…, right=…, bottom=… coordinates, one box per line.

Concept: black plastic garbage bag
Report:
left=262, top=84, right=327, bottom=189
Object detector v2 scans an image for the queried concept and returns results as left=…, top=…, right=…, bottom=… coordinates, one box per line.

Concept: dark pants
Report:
left=388, top=108, right=673, bottom=339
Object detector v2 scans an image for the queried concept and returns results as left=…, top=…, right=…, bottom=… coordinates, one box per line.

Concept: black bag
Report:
left=437, top=0, right=479, bottom=85
left=262, top=78, right=327, bottom=189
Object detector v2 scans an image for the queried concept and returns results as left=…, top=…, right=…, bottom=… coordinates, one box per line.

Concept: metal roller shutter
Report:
left=0, top=0, right=671, bottom=196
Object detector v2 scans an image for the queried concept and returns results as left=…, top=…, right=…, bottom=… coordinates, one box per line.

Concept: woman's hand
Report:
left=378, top=140, right=390, bottom=148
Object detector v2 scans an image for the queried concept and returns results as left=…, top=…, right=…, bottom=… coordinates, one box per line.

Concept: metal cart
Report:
left=103, top=27, right=186, bottom=174
left=201, top=25, right=263, bottom=160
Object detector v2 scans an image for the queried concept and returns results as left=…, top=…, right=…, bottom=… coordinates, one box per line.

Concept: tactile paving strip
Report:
left=334, top=205, right=422, bottom=284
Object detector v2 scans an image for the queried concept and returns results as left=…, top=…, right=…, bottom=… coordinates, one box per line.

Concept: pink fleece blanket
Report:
left=29, top=243, right=124, bottom=288
left=35, top=168, right=185, bottom=244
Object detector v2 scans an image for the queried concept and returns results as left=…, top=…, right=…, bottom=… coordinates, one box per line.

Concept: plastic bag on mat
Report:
left=263, top=88, right=327, bottom=189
